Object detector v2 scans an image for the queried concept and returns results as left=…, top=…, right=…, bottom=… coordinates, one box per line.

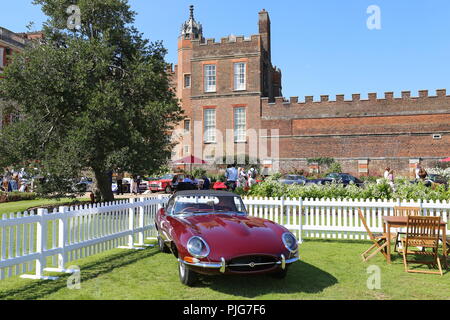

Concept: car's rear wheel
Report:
left=158, top=235, right=171, bottom=253
left=178, top=260, right=198, bottom=286
left=271, top=267, right=288, bottom=279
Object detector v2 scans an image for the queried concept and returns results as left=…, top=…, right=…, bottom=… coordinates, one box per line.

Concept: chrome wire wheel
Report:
left=178, top=259, right=198, bottom=286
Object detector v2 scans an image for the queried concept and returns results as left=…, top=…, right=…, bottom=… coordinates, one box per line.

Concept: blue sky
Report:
left=2, top=0, right=450, bottom=100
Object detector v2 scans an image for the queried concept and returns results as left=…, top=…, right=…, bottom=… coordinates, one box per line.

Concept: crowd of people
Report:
left=225, top=164, right=258, bottom=191
left=0, top=171, right=30, bottom=193
left=382, top=165, right=429, bottom=190
left=171, top=174, right=211, bottom=191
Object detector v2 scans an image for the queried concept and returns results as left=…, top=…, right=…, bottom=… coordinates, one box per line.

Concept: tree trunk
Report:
left=93, top=168, right=114, bottom=202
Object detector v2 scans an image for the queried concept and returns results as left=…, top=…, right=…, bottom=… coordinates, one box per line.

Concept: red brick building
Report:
left=0, top=28, right=43, bottom=128
left=171, top=7, right=450, bottom=177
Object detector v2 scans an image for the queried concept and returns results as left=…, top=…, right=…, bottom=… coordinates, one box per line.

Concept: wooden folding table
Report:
left=382, top=216, right=448, bottom=267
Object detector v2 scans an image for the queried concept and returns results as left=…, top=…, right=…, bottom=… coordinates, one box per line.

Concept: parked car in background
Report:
left=426, top=174, right=448, bottom=188
left=279, top=174, right=307, bottom=185
left=139, top=177, right=160, bottom=193
left=112, top=177, right=132, bottom=194
left=305, top=178, right=333, bottom=186
left=149, top=174, right=185, bottom=193
left=75, top=177, right=94, bottom=192
left=156, top=190, right=300, bottom=286
left=325, top=173, right=364, bottom=187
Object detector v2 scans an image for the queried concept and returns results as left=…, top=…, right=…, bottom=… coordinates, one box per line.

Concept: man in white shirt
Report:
left=225, top=164, right=238, bottom=191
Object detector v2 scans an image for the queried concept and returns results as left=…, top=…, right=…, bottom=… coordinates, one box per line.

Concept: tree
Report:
left=0, top=0, right=183, bottom=201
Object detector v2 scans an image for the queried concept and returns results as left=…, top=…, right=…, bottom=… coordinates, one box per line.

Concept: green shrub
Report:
left=209, top=174, right=226, bottom=183
left=326, top=162, right=342, bottom=174
left=189, top=168, right=207, bottom=179
left=359, top=176, right=379, bottom=183
left=0, top=192, right=38, bottom=203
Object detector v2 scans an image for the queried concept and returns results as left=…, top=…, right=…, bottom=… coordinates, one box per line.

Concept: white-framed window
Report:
left=0, top=48, right=4, bottom=69
left=234, top=62, right=246, bottom=91
left=184, top=74, right=191, bottom=88
left=184, top=119, right=191, bottom=133
left=204, top=64, right=216, bottom=92
left=234, top=107, right=246, bottom=142
left=204, top=108, right=216, bottom=143
left=184, top=145, right=190, bottom=155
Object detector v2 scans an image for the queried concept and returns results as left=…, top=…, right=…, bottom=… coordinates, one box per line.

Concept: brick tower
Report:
left=172, top=6, right=282, bottom=165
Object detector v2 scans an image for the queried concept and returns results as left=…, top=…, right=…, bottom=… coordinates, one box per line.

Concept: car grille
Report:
left=228, top=255, right=278, bottom=272
left=149, top=184, right=161, bottom=188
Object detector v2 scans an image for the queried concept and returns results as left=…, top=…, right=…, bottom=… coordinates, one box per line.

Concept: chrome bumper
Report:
left=180, top=254, right=300, bottom=274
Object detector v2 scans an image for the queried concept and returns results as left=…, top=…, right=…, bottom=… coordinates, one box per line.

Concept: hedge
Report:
left=0, top=192, right=38, bottom=203
left=238, top=180, right=450, bottom=201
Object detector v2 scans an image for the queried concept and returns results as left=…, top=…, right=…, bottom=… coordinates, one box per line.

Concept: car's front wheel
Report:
left=179, top=260, right=198, bottom=286
left=165, top=185, right=172, bottom=194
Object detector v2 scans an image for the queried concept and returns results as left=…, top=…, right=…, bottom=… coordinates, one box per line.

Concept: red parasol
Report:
left=439, top=157, right=450, bottom=162
left=173, top=155, right=206, bottom=172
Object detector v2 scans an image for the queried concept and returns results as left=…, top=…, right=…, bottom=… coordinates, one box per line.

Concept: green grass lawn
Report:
left=0, top=239, right=448, bottom=300
left=0, top=198, right=91, bottom=215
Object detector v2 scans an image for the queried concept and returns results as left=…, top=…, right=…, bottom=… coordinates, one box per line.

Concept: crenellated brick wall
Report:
left=261, top=89, right=450, bottom=177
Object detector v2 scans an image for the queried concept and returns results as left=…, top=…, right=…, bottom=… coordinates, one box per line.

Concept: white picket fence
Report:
left=0, top=196, right=168, bottom=281
left=0, top=195, right=449, bottom=281
left=243, top=197, right=450, bottom=242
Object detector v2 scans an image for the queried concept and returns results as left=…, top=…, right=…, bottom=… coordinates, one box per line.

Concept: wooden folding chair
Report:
left=401, top=216, right=443, bottom=276
left=358, top=209, right=396, bottom=262
left=440, top=236, right=450, bottom=255
left=393, top=206, right=421, bottom=253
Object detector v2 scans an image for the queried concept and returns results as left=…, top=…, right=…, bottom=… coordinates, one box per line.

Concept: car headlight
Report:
left=282, top=232, right=298, bottom=253
left=187, top=236, right=210, bottom=258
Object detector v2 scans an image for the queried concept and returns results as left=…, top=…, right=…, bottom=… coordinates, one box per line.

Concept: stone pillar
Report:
left=309, top=163, right=319, bottom=175
left=358, top=159, right=369, bottom=177
left=262, top=159, right=273, bottom=176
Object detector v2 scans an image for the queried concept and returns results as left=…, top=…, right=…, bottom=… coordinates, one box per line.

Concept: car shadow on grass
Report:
left=196, top=260, right=338, bottom=298
left=0, top=248, right=159, bottom=300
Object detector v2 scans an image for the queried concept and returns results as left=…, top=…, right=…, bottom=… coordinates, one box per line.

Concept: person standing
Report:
left=1, top=177, right=7, bottom=192
left=225, top=164, right=238, bottom=191
left=248, top=167, right=258, bottom=187
left=237, top=167, right=247, bottom=188
left=384, top=167, right=390, bottom=180
left=415, top=165, right=422, bottom=180
left=116, top=172, right=124, bottom=195
left=418, top=167, right=428, bottom=180
left=10, top=173, right=19, bottom=192
left=132, top=175, right=139, bottom=195
left=202, top=175, right=211, bottom=190
left=136, top=175, right=142, bottom=194
left=388, top=169, right=395, bottom=190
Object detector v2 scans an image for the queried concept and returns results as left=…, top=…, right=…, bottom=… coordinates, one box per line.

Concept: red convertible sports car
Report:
left=155, top=190, right=300, bottom=286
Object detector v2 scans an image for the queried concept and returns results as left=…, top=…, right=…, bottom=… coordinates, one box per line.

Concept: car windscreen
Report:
left=172, top=195, right=247, bottom=215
